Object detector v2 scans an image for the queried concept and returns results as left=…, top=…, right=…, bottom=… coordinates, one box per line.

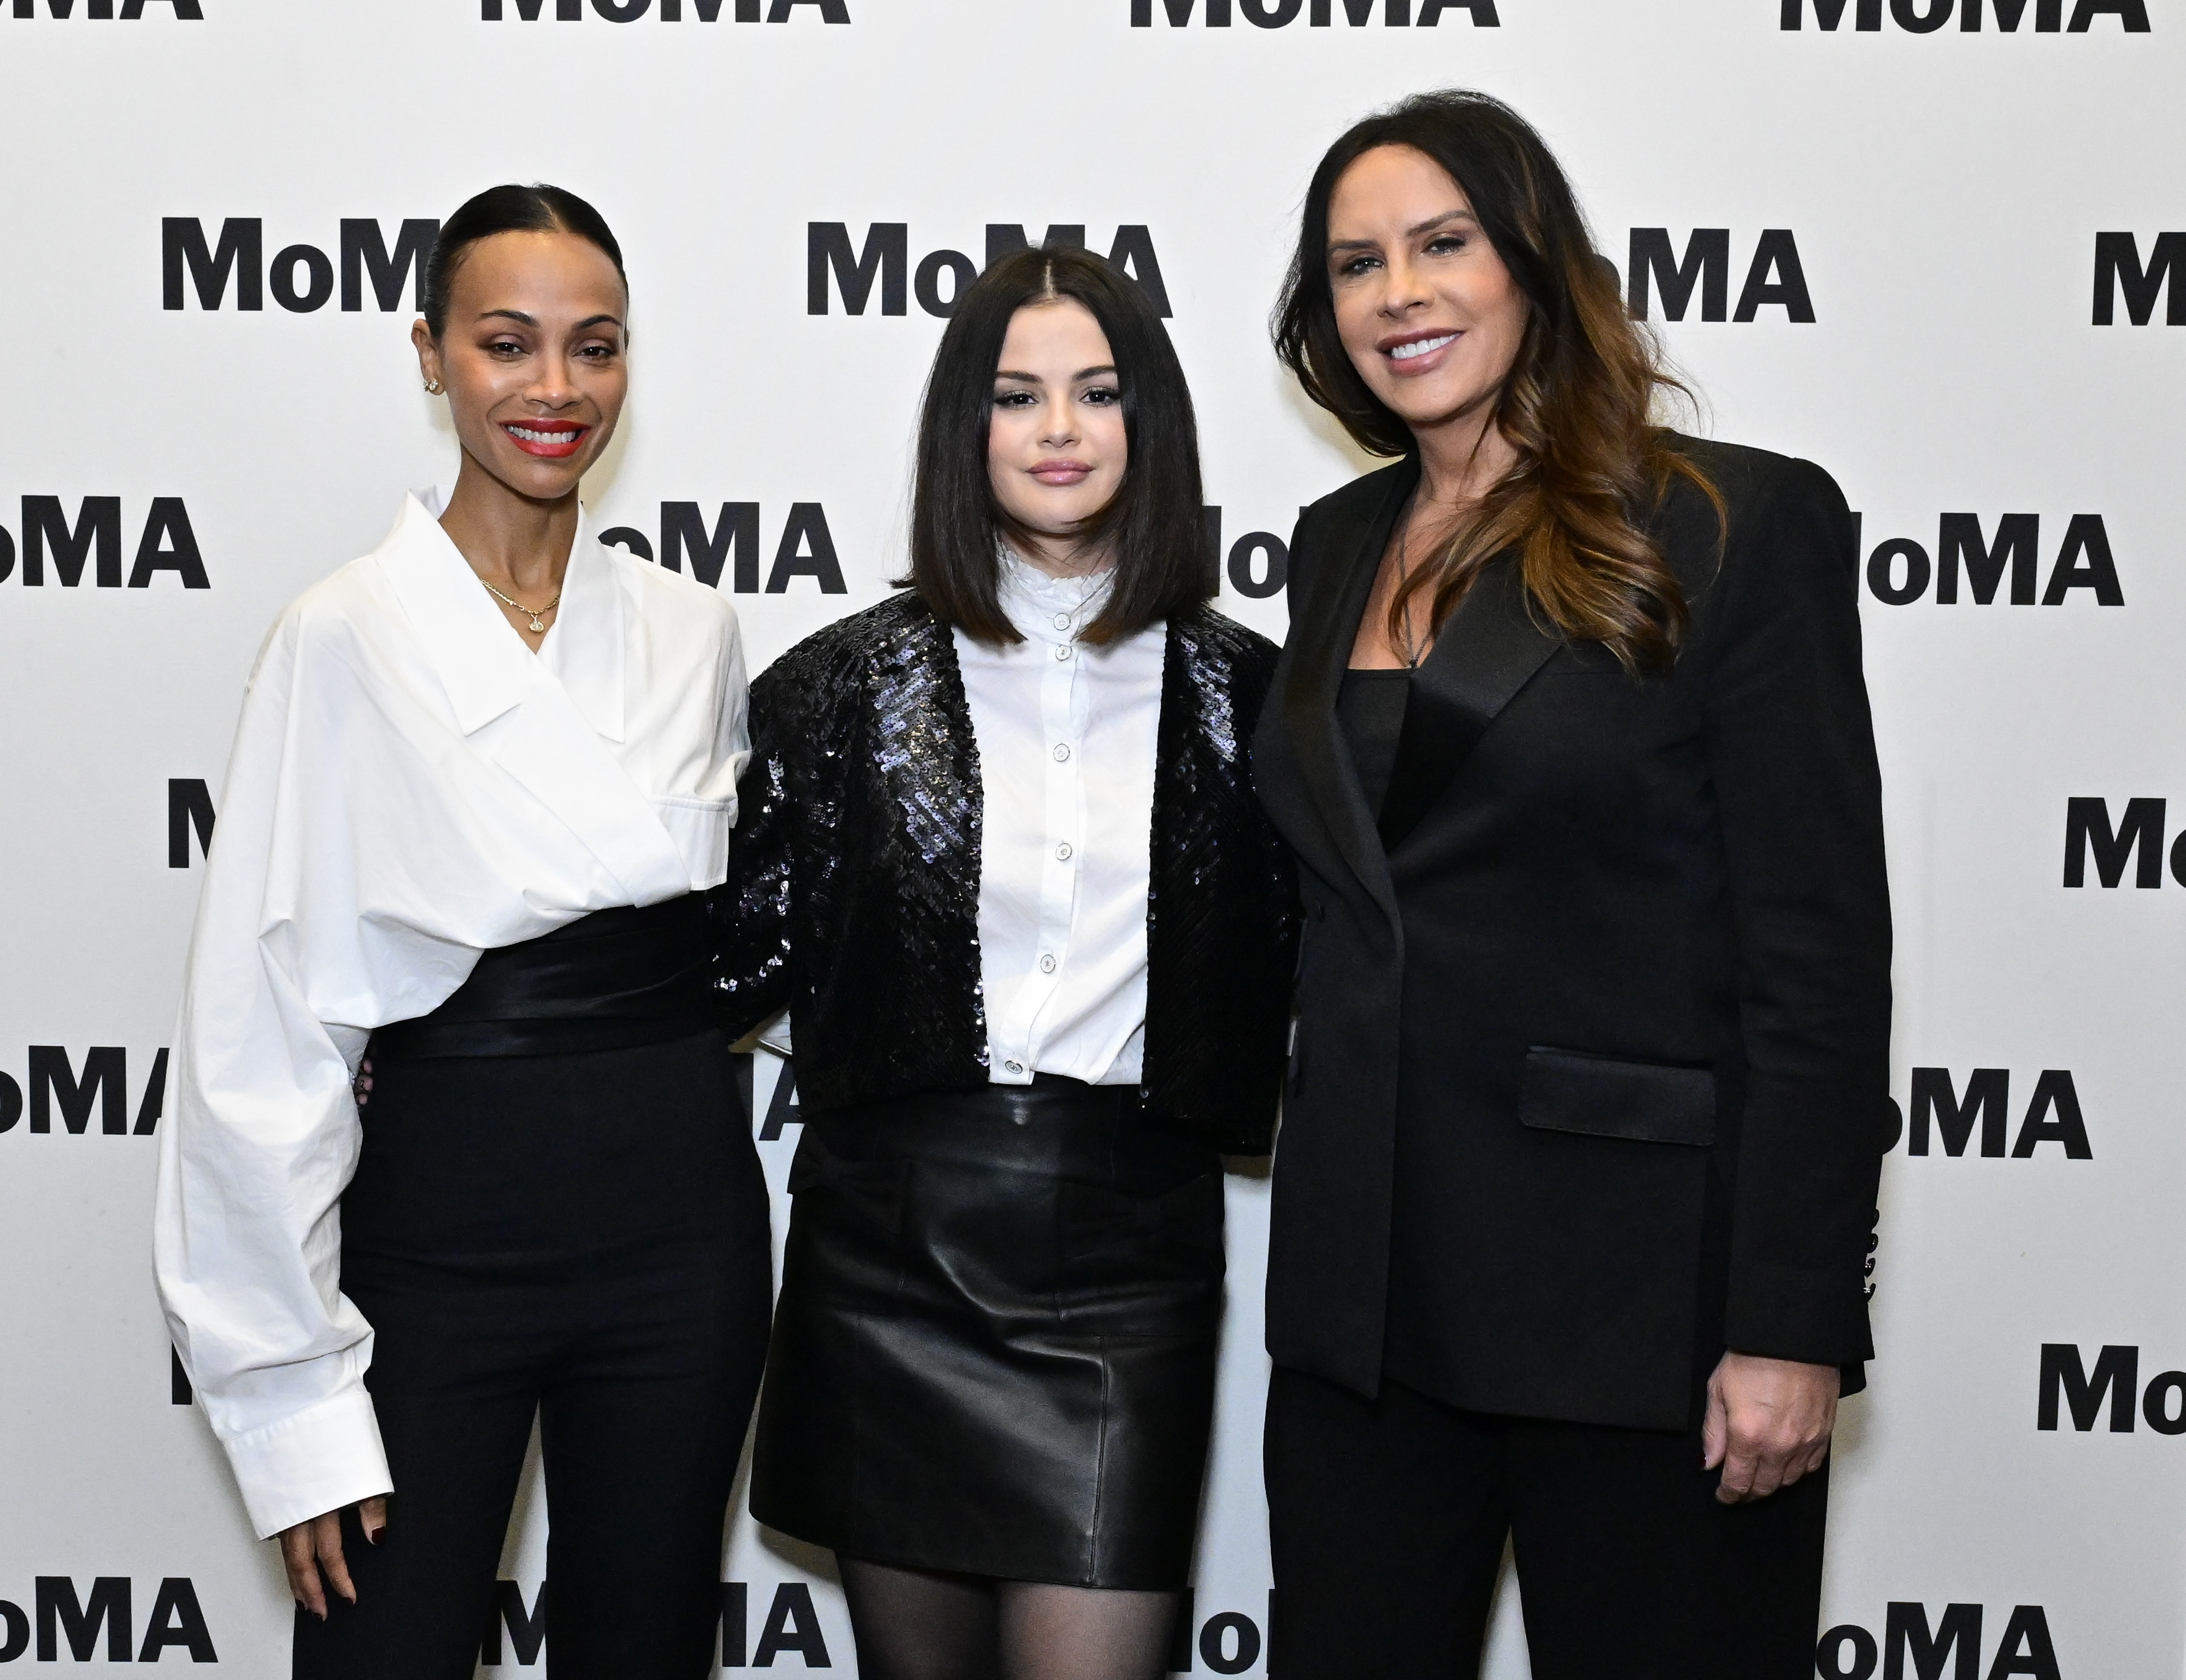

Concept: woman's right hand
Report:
left=279, top=1496, right=388, bottom=1617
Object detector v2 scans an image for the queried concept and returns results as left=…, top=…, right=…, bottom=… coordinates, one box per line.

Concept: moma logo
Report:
left=162, top=217, right=437, bottom=314
left=5, top=0, right=201, bottom=16
left=1859, top=513, right=2120, bottom=607
left=1204, top=508, right=1297, bottom=600
left=1166, top=1591, right=1269, bottom=1675
left=1815, top=1604, right=2060, bottom=1680
left=0, top=1577, right=215, bottom=1664
left=1883, top=1068, right=2090, bottom=1159
left=0, top=1047, right=168, bottom=1137
left=170, top=779, right=215, bottom=867
left=2061, top=798, right=2186, bottom=889
left=2040, top=1343, right=2186, bottom=1437
left=2093, top=233, right=2182, bottom=325
left=1782, top=0, right=2146, bottom=30
left=0, top=496, right=207, bottom=588
left=479, top=1579, right=830, bottom=1667
left=1623, top=228, right=1814, bottom=323
left=1131, top=0, right=1497, bottom=25
left=809, top=224, right=1170, bottom=319
left=481, top=0, right=847, bottom=19
left=600, top=504, right=845, bottom=594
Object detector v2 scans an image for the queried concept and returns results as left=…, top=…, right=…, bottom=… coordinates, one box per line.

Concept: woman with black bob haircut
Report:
left=1253, top=91, right=1891, bottom=1678
left=715, top=244, right=1297, bottom=1679
left=156, top=184, right=771, bottom=1677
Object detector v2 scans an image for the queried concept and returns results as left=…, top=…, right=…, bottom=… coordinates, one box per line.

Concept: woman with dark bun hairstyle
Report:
left=1254, top=92, right=1891, bottom=1678
left=154, top=185, right=771, bottom=1677
left=715, top=244, right=1297, bottom=1680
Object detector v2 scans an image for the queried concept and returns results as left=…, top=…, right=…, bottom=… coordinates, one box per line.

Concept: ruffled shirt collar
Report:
left=996, top=547, right=1114, bottom=647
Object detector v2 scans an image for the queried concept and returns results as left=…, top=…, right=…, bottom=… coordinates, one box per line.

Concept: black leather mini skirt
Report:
left=749, top=1076, right=1225, bottom=1590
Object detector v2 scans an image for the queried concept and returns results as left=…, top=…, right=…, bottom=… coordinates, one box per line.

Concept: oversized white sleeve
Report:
left=153, top=611, right=395, bottom=1541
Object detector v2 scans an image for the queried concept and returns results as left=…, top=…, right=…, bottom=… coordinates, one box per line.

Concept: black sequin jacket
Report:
left=712, top=591, right=1300, bottom=1153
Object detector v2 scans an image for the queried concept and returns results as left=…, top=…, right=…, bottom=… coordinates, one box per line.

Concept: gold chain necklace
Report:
left=478, top=578, right=562, bottom=634
left=1394, top=517, right=1425, bottom=669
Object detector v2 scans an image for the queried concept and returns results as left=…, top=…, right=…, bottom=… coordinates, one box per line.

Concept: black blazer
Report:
left=1253, top=438, right=1891, bottom=1431
left=714, top=591, right=1300, bottom=1153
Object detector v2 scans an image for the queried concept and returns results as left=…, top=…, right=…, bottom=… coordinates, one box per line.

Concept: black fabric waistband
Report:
left=369, top=895, right=717, bottom=1062
left=809, top=1075, right=1216, bottom=1194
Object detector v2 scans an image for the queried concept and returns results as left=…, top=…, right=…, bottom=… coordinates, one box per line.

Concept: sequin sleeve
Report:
left=709, top=665, right=797, bottom=1041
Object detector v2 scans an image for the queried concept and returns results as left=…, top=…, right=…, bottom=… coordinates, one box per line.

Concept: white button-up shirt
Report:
left=953, top=553, right=1165, bottom=1088
left=153, top=491, right=748, bottom=1539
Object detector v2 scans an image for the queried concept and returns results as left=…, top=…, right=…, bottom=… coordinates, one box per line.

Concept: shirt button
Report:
left=1054, top=644, right=1072, bottom=661
left=1039, top=954, right=1058, bottom=974
left=1053, top=743, right=1071, bottom=762
left=1053, top=614, right=1072, bottom=630
left=1004, top=1059, right=1025, bottom=1075
left=1056, top=842, right=1074, bottom=860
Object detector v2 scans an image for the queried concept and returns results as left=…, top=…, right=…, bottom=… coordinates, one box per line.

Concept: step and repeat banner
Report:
left=2, top=0, right=2181, bottom=1673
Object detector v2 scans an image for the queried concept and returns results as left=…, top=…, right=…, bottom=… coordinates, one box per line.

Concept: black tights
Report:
left=837, top=1559, right=1181, bottom=1680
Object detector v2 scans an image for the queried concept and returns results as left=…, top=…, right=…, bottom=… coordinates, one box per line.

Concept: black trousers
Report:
left=1264, top=1366, right=1829, bottom=1680
left=293, top=1030, right=773, bottom=1680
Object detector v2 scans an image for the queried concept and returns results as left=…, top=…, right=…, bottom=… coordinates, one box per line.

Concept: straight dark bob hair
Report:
left=907, top=245, right=1209, bottom=647
left=422, top=183, right=626, bottom=339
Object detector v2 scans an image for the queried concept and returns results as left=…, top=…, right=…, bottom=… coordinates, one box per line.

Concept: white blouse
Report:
left=152, top=491, right=749, bottom=1540
left=953, top=553, right=1165, bottom=1088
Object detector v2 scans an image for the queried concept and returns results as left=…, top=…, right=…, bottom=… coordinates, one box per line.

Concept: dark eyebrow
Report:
left=992, top=364, right=1118, bottom=383
left=474, top=309, right=625, bottom=332
left=1327, top=209, right=1478, bottom=255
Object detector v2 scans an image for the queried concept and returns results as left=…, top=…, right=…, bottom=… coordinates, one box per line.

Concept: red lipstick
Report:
left=502, top=419, right=589, bottom=459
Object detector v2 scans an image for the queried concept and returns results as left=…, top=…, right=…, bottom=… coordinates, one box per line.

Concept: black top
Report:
left=1252, top=437, right=1892, bottom=1431
left=712, top=593, right=1301, bottom=1153
left=1335, top=669, right=1411, bottom=825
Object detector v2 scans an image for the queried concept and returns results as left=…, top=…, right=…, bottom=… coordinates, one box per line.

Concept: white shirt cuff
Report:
left=225, top=1389, right=393, bottom=1540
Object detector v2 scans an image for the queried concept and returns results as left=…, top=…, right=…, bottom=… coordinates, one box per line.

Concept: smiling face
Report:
left=985, top=298, right=1128, bottom=574
left=412, top=227, right=628, bottom=504
left=1326, top=144, right=1530, bottom=441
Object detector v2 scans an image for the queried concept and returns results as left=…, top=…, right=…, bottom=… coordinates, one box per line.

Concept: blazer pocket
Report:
left=1520, top=1046, right=1717, bottom=1147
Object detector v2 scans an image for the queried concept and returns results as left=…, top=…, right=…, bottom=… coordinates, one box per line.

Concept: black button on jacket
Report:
left=1253, top=437, right=1893, bottom=1431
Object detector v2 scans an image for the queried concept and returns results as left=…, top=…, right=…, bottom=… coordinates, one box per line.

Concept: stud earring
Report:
left=423, top=377, right=445, bottom=395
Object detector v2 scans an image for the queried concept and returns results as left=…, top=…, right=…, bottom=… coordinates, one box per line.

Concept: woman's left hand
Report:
left=1702, top=1352, right=1840, bottom=1504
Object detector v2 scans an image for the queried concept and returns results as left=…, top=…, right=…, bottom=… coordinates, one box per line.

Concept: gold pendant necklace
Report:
left=479, top=578, right=561, bottom=634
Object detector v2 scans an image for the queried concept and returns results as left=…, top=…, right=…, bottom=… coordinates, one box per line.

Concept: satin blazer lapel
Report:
left=1377, top=551, right=1560, bottom=853
left=378, top=496, right=692, bottom=903
left=1280, top=457, right=1417, bottom=916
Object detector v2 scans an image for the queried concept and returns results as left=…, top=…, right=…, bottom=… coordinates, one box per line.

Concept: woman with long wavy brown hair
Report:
left=1252, top=91, right=1891, bottom=1679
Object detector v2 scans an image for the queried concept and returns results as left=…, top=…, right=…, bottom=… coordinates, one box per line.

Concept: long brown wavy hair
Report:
left=1274, top=90, right=1720, bottom=673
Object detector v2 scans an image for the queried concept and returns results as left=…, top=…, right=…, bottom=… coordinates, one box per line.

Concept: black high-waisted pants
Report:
left=1264, top=1366, right=1830, bottom=1680
left=292, top=1027, right=772, bottom=1680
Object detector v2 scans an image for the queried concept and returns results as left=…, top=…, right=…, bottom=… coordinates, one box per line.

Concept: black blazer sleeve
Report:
left=1696, top=457, right=1891, bottom=1365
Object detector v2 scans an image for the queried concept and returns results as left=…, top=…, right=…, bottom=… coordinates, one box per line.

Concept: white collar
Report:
left=996, top=547, right=1113, bottom=646
left=376, top=491, right=626, bottom=741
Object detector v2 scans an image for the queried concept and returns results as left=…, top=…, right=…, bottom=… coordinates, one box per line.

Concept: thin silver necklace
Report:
left=479, top=577, right=561, bottom=634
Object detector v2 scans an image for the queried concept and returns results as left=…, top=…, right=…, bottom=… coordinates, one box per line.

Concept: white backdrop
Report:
left=3, top=0, right=2183, bottom=1674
